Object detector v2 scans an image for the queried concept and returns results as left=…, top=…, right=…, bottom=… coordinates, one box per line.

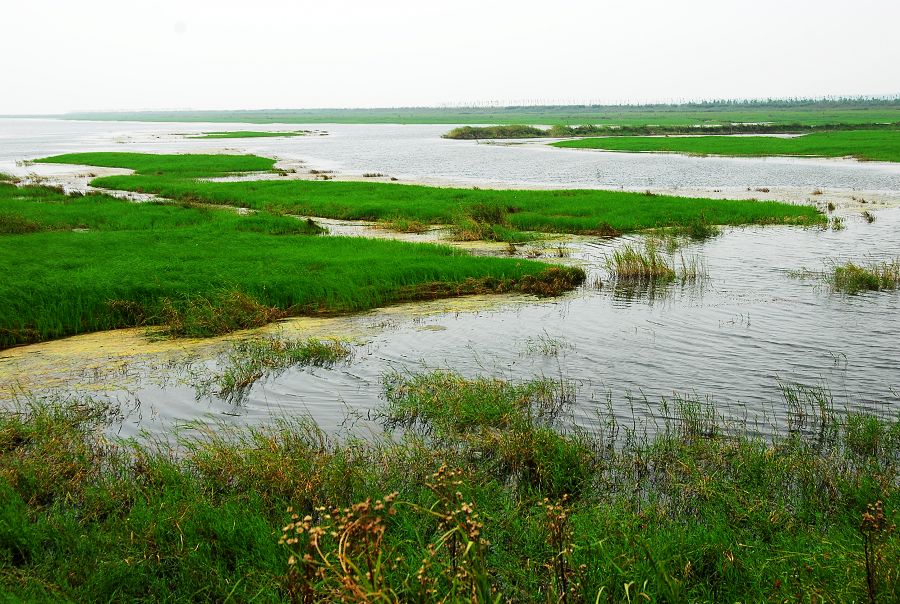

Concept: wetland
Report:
left=1, top=112, right=899, bottom=602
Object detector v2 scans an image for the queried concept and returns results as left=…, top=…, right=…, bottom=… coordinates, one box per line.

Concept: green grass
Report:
left=56, top=97, right=900, bottom=125
left=37, top=153, right=825, bottom=237
left=553, top=130, right=900, bottom=163
left=0, top=182, right=581, bottom=348
left=830, top=259, right=900, bottom=294
left=186, top=130, right=312, bottom=139
left=195, top=336, right=352, bottom=402
left=1, top=373, right=897, bottom=602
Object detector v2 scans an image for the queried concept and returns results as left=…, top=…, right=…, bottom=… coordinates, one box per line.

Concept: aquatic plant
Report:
left=197, top=336, right=352, bottom=402
left=830, top=259, right=900, bottom=294
left=605, top=239, right=676, bottom=281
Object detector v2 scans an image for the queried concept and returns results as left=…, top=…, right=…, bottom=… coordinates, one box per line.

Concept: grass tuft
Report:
left=830, top=259, right=900, bottom=294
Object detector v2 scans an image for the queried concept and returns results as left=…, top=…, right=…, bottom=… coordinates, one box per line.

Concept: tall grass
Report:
left=37, top=152, right=826, bottom=235
left=1, top=372, right=897, bottom=601
left=605, top=239, right=676, bottom=280
left=830, top=259, right=900, bottom=293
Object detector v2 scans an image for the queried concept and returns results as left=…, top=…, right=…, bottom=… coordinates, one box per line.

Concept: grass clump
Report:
left=1, top=374, right=898, bottom=602
left=36, top=152, right=825, bottom=236
left=0, top=182, right=568, bottom=348
left=830, top=259, right=900, bottom=294
left=605, top=239, right=677, bottom=281
left=156, top=290, right=286, bottom=337
left=198, top=336, right=351, bottom=402
left=444, top=125, right=548, bottom=139
left=553, top=130, right=900, bottom=163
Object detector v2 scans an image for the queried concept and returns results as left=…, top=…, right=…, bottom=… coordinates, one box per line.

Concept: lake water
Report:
left=1, top=118, right=898, bottom=437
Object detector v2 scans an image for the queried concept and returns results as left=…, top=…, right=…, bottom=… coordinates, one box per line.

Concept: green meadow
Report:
left=39, top=152, right=824, bottom=238
left=0, top=180, right=578, bottom=348
left=553, top=130, right=900, bottom=163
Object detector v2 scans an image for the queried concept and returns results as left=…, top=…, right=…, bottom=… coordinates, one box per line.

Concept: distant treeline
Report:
left=444, top=122, right=900, bottom=140
left=43, top=96, right=900, bottom=126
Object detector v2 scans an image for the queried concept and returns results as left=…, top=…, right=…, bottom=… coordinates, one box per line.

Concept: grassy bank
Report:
left=445, top=122, right=900, bottom=140
left=1, top=372, right=897, bottom=601
left=0, top=182, right=580, bottom=348
left=38, top=153, right=825, bottom=238
left=57, top=97, right=900, bottom=125
left=553, top=130, right=900, bottom=163
left=186, top=130, right=313, bottom=139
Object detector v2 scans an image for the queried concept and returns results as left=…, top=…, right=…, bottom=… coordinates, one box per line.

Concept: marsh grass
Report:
left=37, top=152, right=825, bottom=237
left=376, top=218, right=430, bottom=233
left=553, top=130, right=900, bottom=163
left=0, top=182, right=575, bottom=348
left=1, top=373, right=898, bottom=602
left=522, top=332, right=574, bottom=357
left=830, top=259, right=900, bottom=294
left=605, top=239, right=676, bottom=281
left=196, top=336, right=352, bottom=402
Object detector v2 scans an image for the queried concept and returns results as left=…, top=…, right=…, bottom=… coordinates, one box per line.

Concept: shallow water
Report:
left=1, top=118, right=898, bottom=437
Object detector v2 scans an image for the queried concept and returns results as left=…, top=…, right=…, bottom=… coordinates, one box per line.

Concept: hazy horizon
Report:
left=4, top=0, right=899, bottom=115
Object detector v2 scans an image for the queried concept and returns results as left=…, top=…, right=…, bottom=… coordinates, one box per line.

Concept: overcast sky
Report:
left=3, top=0, right=899, bottom=114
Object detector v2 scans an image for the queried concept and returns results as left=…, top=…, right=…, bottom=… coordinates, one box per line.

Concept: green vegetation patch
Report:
left=831, top=259, right=900, bottom=294
left=38, top=153, right=824, bottom=238
left=0, top=182, right=575, bottom=348
left=553, top=130, right=900, bottom=163
left=40, top=152, right=275, bottom=177
left=1, top=373, right=897, bottom=601
left=187, top=130, right=312, bottom=139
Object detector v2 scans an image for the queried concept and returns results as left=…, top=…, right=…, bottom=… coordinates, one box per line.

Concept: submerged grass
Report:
left=1, top=372, right=898, bottom=602
left=0, top=182, right=575, bottom=348
left=196, top=336, right=352, bottom=402
left=553, top=130, right=900, bottom=163
left=37, top=152, right=825, bottom=235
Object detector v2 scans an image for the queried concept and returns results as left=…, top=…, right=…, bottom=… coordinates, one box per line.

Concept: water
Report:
left=1, top=118, right=898, bottom=436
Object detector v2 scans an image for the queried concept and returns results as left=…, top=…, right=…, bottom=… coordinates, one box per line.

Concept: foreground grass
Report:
left=0, top=182, right=580, bottom=348
left=187, top=130, right=312, bottom=139
left=38, top=153, right=825, bottom=238
left=553, top=130, right=900, bottom=163
left=1, top=372, right=897, bottom=602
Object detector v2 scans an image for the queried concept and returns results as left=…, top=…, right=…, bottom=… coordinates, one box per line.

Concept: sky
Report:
left=3, top=0, right=899, bottom=114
